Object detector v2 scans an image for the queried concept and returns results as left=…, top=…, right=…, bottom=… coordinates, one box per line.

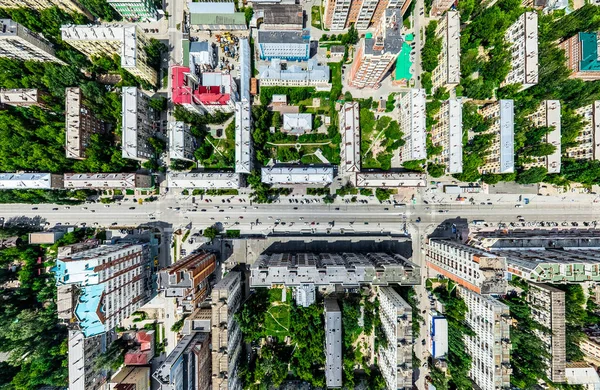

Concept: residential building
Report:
left=0, top=88, right=47, bottom=107
left=65, top=88, right=106, bottom=160
left=527, top=283, right=566, bottom=382
left=428, top=313, right=448, bottom=358
left=188, top=1, right=246, bottom=30
left=0, top=0, right=92, bottom=18
left=567, top=101, right=600, bottom=160
left=63, top=173, right=151, bottom=189
left=211, top=271, right=244, bottom=390
left=323, top=0, right=351, bottom=30
left=183, top=306, right=212, bottom=335
left=261, top=166, right=334, bottom=185
left=168, top=121, right=195, bottom=162
left=355, top=172, right=427, bottom=187
left=348, top=8, right=403, bottom=88
left=122, top=87, right=155, bottom=161
left=68, top=330, right=107, bottom=390
left=431, top=0, right=454, bottom=15
left=564, top=362, right=600, bottom=388
left=432, top=11, right=460, bottom=91
left=54, top=243, right=152, bottom=337
left=61, top=25, right=157, bottom=85
left=153, top=332, right=211, bottom=390
left=458, top=287, right=511, bottom=390
left=377, top=286, right=412, bottom=389
left=0, top=19, right=65, bottom=63
left=425, top=238, right=507, bottom=294
left=282, top=113, right=312, bottom=134
left=560, top=32, right=600, bottom=81
left=107, top=0, right=158, bottom=21
left=110, top=366, right=151, bottom=390
left=503, top=12, right=538, bottom=89
left=258, top=58, right=331, bottom=89
left=124, top=330, right=155, bottom=366
left=157, top=252, right=217, bottom=313
left=339, top=102, right=361, bottom=174
left=325, top=298, right=342, bottom=388
left=323, top=0, right=412, bottom=30
left=524, top=100, right=561, bottom=173
left=235, top=102, right=253, bottom=174
left=399, top=89, right=427, bottom=162
left=166, top=172, right=241, bottom=189
left=171, top=66, right=238, bottom=114
left=431, top=99, right=463, bottom=174
left=478, top=100, right=515, bottom=174
left=250, top=252, right=420, bottom=287
left=254, top=4, right=304, bottom=30
left=581, top=335, right=600, bottom=366
left=257, top=30, right=310, bottom=61
left=355, top=0, right=380, bottom=29
left=0, top=173, right=63, bottom=189
left=295, top=284, right=316, bottom=307
left=238, top=38, right=251, bottom=103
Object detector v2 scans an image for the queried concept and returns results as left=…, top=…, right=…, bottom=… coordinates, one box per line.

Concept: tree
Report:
left=149, top=96, right=167, bottom=112
left=402, top=159, right=426, bottom=172
left=428, top=163, right=446, bottom=178
left=517, top=167, right=548, bottom=184
left=375, top=188, right=393, bottom=202
left=271, top=111, right=281, bottom=128
left=203, top=226, right=219, bottom=240
left=144, top=38, right=168, bottom=71
left=422, top=21, right=442, bottom=73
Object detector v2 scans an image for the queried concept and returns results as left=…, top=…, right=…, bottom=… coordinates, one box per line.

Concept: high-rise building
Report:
left=68, top=329, right=107, bottom=390
left=65, top=87, right=106, bottom=160
left=339, top=101, right=361, bottom=174
left=168, top=121, right=195, bottom=162
left=348, top=8, right=403, bottom=89
left=432, top=11, right=460, bottom=91
left=426, top=238, right=507, bottom=294
left=503, top=12, right=538, bottom=89
left=323, top=0, right=351, bottom=30
left=0, top=0, right=92, bottom=19
left=61, top=24, right=157, bottom=85
left=157, top=252, right=217, bottom=313
left=54, top=242, right=152, bottom=337
left=523, top=100, right=561, bottom=173
left=399, top=88, right=427, bottom=162
left=122, top=86, right=155, bottom=162
left=0, top=88, right=47, bottom=108
left=211, top=271, right=243, bottom=390
left=431, top=99, right=463, bottom=174
left=323, top=0, right=411, bottom=30
left=478, top=100, right=515, bottom=174
left=527, top=283, right=566, bottom=383
left=324, top=297, right=342, bottom=388
left=431, top=0, right=454, bottom=15
left=0, top=19, right=65, bottom=64
left=377, top=286, right=412, bottom=389
left=458, top=287, right=511, bottom=390
left=108, top=0, right=158, bottom=21
left=560, top=32, right=600, bottom=81
left=567, top=101, right=600, bottom=160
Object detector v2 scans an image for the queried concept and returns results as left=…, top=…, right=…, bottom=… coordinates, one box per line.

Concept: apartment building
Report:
left=235, top=101, right=253, bottom=173
left=323, top=0, right=412, bottom=30
left=478, top=100, right=515, bottom=174
left=324, top=298, right=342, bottom=388
left=567, top=101, right=600, bottom=160
left=348, top=8, right=403, bottom=88
left=560, top=32, right=600, bottom=81
left=110, top=367, right=151, bottom=390
left=426, top=238, right=507, bottom=294
left=168, top=121, right=195, bottom=162
left=355, top=172, right=427, bottom=187
left=157, top=252, right=217, bottom=313
left=0, top=19, right=65, bottom=64
left=260, top=166, right=335, bottom=185
left=503, top=12, right=538, bottom=89
left=399, top=88, right=427, bottom=162
left=250, top=252, right=420, bottom=287
left=122, top=87, right=155, bottom=162
left=431, top=99, right=463, bottom=174
left=0, top=88, right=47, bottom=107
left=211, top=271, right=244, bottom=390
left=581, top=334, right=600, bottom=366
left=107, top=0, right=158, bottom=21
left=458, top=287, right=511, bottom=390
left=339, top=102, right=361, bottom=174
left=63, top=173, right=152, bottom=189
left=257, top=30, right=310, bottom=61
left=166, top=172, right=241, bottom=189
left=428, top=313, right=448, bottom=358
left=54, top=243, right=152, bottom=337
left=0, top=0, right=92, bottom=19
left=524, top=100, right=561, bottom=173
left=0, top=172, right=63, bottom=189
left=527, top=283, right=566, bottom=382
left=258, top=59, right=331, bottom=89
left=68, top=330, right=107, bottom=390
left=432, top=11, right=460, bottom=91
left=377, top=286, right=412, bottom=390
left=431, top=0, right=454, bottom=15
left=323, top=0, right=351, bottom=30
left=61, top=24, right=157, bottom=85
left=65, top=87, right=106, bottom=159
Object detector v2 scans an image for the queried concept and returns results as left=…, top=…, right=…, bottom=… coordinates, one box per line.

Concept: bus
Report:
left=394, top=204, right=406, bottom=208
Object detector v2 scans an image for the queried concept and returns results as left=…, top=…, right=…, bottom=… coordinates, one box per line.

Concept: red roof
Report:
left=124, top=350, right=150, bottom=365
left=136, top=330, right=153, bottom=352
left=172, top=66, right=192, bottom=105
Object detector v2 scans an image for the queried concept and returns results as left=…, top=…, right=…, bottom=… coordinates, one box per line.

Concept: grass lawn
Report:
left=265, top=288, right=292, bottom=339
left=311, top=6, right=322, bottom=29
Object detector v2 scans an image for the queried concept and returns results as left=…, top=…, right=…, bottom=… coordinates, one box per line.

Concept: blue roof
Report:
left=75, top=284, right=105, bottom=337
left=579, top=32, right=600, bottom=72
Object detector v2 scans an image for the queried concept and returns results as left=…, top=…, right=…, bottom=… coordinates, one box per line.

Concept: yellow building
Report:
left=109, top=366, right=150, bottom=390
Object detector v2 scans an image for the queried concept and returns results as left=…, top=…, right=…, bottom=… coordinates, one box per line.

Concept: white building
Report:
left=399, top=89, right=427, bottom=162
left=503, top=12, right=538, bottom=90
left=68, top=330, right=107, bottom=390
left=295, top=284, right=316, bottom=307
left=431, top=99, right=463, bottom=174
left=168, top=121, right=195, bottom=162
left=0, top=173, right=63, bottom=189
left=567, top=101, right=600, bottom=160
left=0, top=19, right=65, bottom=64
left=458, top=287, right=511, bottom=390
left=166, top=172, right=241, bottom=189
left=355, top=172, right=427, bottom=187
left=479, top=100, right=515, bottom=174
left=261, top=166, right=334, bottom=185
left=238, top=38, right=251, bottom=103
left=282, top=113, right=312, bottom=134
left=524, top=100, right=561, bottom=173
left=432, top=11, right=460, bottom=91
left=377, top=286, right=412, bottom=390
left=324, top=0, right=351, bottom=30
left=257, top=29, right=310, bottom=61
left=235, top=101, right=253, bottom=174
left=63, top=173, right=152, bottom=189
left=258, top=59, right=331, bottom=89
left=428, top=314, right=448, bottom=359
left=339, top=102, right=361, bottom=174
left=324, top=298, right=342, bottom=388
left=189, top=41, right=217, bottom=71
left=122, top=87, right=155, bottom=162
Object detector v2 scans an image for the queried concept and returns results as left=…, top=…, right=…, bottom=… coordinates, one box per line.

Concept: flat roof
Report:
left=188, top=1, right=235, bottom=14
left=239, top=38, right=251, bottom=102
left=258, top=29, right=310, bottom=44
left=168, top=121, right=195, bottom=161
left=445, top=11, right=461, bottom=84
left=545, top=100, right=561, bottom=173
left=404, top=89, right=427, bottom=161
left=167, top=172, right=241, bottom=188
left=0, top=88, right=40, bottom=104
left=64, top=173, right=139, bottom=188
left=190, top=12, right=246, bottom=26
left=523, top=12, right=538, bottom=84
left=259, top=58, right=330, bottom=83
left=499, top=100, right=515, bottom=174
left=235, top=102, right=253, bottom=173
left=448, top=99, right=463, bottom=174
left=122, top=86, right=140, bottom=159
left=0, top=173, right=53, bottom=188
left=355, top=172, right=427, bottom=187
left=261, top=4, right=303, bottom=25
left=261, top=166, right=334, bottom=184
left=340, top=102, right=361, bottom=172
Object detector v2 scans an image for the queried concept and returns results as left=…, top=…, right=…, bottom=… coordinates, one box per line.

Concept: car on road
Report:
left=104, top=205, right=110, bottom=208
left=129, top=207, right=135, bottom=210
left=201, top=209, right=206, bottom=212
left=111, top=222, right=118, bottom=226
left=515, top=204, right=523, bottom=208
left=219, top=210, right=224, bottom=212
left=52, top=208, right=58, bottom=211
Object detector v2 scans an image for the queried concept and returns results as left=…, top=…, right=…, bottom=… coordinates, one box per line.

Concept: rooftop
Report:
left=190, top=12, right=246, bottom=26
left=188, top=1, right=235, bottom=13
left=499, top=100, right=515, bottom=173
left=261, top=166, right=334, bottom=184
left=0, top=173, right=53, bottom=189
left=448, top=99, right=463, bottom=174
left=259, top=58, right=330, bottom=83
left=261, top=4, right=303, bottom=26
left=167, top=172, right=241, bottom=188
left=355, top=172, right=427, bottom=187
left=579, top=32, right=600, bottom=72
left=364, top=8, right=403, bottom=56
left=257, top=29, right=310, bottom=44
left=283, top=113, right=312, bottom=133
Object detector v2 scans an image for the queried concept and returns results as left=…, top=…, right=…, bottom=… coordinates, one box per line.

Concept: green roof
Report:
left=182, top=39, right=190, bottom=67
left=395, top=42, right=412, bottom=81
left=190, top=12, right=246, bottom=26
left=579, top=32, right=600, bottom=72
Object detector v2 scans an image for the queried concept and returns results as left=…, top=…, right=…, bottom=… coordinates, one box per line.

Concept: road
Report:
left=412, top=0, right=425, bottom=88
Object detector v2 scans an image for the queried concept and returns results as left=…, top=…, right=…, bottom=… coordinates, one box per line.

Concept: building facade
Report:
left=377, top=286, right=412, bottom=390
left=257, top=30, right=310, bottom=61
left=68, top=329, right=107, bottom=390
left=324, top=298, right=342, bottom=388
left=168, top=121, right=195, bottom=162
left=502, top=12, right=539, bottom=89
left=567, top=101, right=600, bottom=160
left=108, top=0, right=158, bottom=21
left=0, top=19, right=65, bottom=63
left=122, top=86, right=155, bottom=162
left=560, top=32, right=600, bottom=81
left=478, top=100, right=515, bottom=174
left=431, top=11, right=460, bottom=91
left=523, top=100, right=561, bottom=173
left=431, top=99, right=463, bottom=174
left=153, top=333, right=211, bottom=390
left=399, top=89, right=427, bottom=162
left=0, top=0, right=92, bottom=18
left=323, top=0, right=412, bottom=30
left=458, top=287, right=511, bottom=390
left=63, top=173, right=151, bottom=189
left=65, top=87, right=106, bottom=159
left=339, top=102, right=361, bottom=174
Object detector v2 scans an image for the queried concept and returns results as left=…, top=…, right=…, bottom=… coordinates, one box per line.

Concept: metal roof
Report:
left=235, top=102, right=253, bottom=173
left=0, top=173, right=53, bottom=189
left=188, top=2, right=234, bottom=14
left=499, top=100, right=515, bottom=174
left=257, top=29, right=310, bottom=44
left=261, top=166, right=334, bottom=184
left=167, top=172, right=241, bottom=188
left=448, top=99, right=463, bottom=174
